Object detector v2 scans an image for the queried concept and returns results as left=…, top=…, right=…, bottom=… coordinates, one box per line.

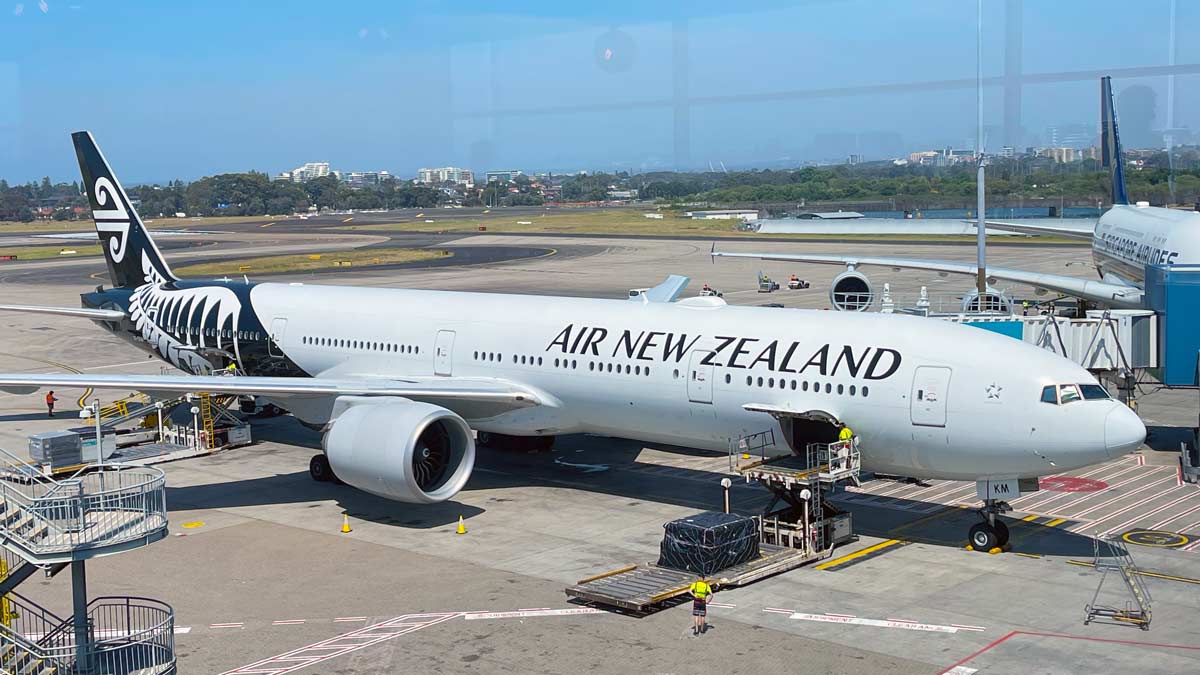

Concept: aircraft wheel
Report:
left=969, top=523, right=998, bottom=551
left=310, top=454, right=334, bottom=482
left=994, top=520, right=1010, bottom=547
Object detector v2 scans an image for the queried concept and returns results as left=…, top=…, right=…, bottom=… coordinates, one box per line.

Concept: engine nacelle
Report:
left=961, top=287, right=1013, bottom=314
left=829, top=270, right=874, bottom=311
left=323, top=400, right=475, bottom=504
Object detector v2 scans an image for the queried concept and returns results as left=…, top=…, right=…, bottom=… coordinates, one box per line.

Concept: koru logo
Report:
left=986, top=383, right=1002, bottom=400
left=92, top=176, right=131, bottom=263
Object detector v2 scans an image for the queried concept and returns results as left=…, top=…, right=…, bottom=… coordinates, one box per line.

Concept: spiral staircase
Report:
left=0, top=447, right=175, bottom=674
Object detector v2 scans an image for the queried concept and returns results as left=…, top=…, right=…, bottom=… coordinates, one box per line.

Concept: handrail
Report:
left=0, top=593, right=175, bottom=674
left=0, top=464, right=168, bottom=559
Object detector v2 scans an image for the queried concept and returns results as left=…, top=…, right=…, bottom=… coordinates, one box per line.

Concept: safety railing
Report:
left=0, top=593, right=175, bottom=675
left=0, top=446, right=167, bottom=561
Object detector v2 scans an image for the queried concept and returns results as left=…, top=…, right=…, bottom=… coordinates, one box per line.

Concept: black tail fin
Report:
left=72, top=131, right=177, bottom=288
left=1100, top=76, right=1129, bottom=206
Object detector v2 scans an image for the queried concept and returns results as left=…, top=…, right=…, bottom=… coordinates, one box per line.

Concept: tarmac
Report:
left=1, top=223, right=1198, bottom=674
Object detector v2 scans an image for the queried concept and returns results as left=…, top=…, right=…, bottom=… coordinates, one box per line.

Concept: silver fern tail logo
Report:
left=91, top=177, right=131, bottom=263
left=129, top=284, right=245, bottom=374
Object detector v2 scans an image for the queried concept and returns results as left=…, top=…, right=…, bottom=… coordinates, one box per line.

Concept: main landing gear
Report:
left=969, top=499, right=1011, bottom=551
left=309, top=454, right=343, bottom=484
left=476, top=431, right=555, bottom=452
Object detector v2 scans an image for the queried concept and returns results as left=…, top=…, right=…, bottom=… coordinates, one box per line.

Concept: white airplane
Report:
left=0, top=132, right=1145, bottom=552
left=719, top=76, right=1200, bottom=311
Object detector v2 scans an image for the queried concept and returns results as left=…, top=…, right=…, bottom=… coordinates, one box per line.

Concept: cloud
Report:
left=358, top=27, right=368, bottom=39
left=13, top=3, right=23, bottom=16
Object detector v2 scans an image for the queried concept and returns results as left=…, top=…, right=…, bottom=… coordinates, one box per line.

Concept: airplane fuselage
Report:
left=87, top=279, right=1141, bottom=481
left=1091, top=204, right=1200, bottom=287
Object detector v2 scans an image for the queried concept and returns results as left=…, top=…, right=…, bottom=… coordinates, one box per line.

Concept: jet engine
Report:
left=960, top=287, right=1013, bottom=314
left=323, top=400, right=475, bottom=503
left=829, top=269, right=875, bottom=311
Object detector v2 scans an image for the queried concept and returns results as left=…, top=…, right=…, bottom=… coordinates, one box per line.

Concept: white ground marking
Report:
left=463, top=608, right=605, bottom=620
left=787, top=612, right=985, bottom=634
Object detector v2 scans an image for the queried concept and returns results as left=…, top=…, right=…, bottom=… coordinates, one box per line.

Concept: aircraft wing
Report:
left=0, top=373, right=545, bottom=419
left=711, top=250, right=1143, bottom=308
left=0, top=304, right=126, bottom=321
left=981, top=218, right=1096, bottom=240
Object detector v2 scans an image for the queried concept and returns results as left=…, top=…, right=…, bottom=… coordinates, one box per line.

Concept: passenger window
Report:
left=1040, top=385, right=1057, bottom=404
left=1059, top=385, right=1081, bottom=404
left=1080, top=384, right=1110, bottom=400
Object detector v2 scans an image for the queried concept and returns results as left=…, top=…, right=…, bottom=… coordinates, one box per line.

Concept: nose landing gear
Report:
left=969, top=499, right=1012, bottom=551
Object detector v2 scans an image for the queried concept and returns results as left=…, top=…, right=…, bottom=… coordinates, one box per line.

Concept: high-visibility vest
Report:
left=690, top=581, right=711, bottom=598
left=838, top=427, right=853, bottom=442
left=45, top=393, right=54, bottom=404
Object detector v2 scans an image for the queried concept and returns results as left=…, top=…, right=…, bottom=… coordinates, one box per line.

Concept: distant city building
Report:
left=272, top=171, right=293, bottom=183
left=417, top=167, right=474, bottom=186
left=846, top=154, right=863, bottom=165
left=908, top=150, right=940, bottom=166
left=1045, top=123, right=1095, bottom=149
left=336, top=170, right=391, bottom=188
left=486, top=170, right=524, bottom=183
left=1037, top=147, right=1079, bottom=163
left=997, top=146, right=1015, bottom=158
left=290, top=162, right=331, bottom=183
left=607, top=189, right=638, bottom=200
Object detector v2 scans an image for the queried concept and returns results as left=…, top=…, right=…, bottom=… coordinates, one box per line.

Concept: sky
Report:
left=1, top=0, right=1197, bottom=184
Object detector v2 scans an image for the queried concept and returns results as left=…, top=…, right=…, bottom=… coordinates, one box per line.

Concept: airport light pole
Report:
left=975, top=0, right=987, bottom=298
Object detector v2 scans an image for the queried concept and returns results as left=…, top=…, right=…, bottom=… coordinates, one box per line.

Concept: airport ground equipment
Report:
left=731, top=430, right=859, bottom=555
left=0, top=446, right=175, bottom=673
left=787, top=276, right=809, bottom=290
left=757, top=272, right=780, bottom=293
left=565, top=430, right=862, bottom=612
left=1182, top=440, right=1200, bottom=485
left=1084, top=537, right=1152, bottom=631
left=565, top=543, right=812, bottom=613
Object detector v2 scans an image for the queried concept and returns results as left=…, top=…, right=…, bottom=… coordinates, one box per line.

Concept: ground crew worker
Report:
left=838, top=422, right=853, bottom=444
left=1021, top=300, right=1030, bottom=316
left=45, top=391, right=58, bottom=417
left=689, top=579, right=712, bottom=635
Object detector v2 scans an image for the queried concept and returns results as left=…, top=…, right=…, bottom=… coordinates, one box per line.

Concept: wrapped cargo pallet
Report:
left=658, top=511, right=760, bottom=576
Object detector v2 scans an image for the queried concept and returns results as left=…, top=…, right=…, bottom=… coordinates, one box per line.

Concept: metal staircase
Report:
left=0, top=447, right=175, bottom=674
left=1084, top=536, right=1152, bottom=630
left=198, top=394, right=216, bottom=450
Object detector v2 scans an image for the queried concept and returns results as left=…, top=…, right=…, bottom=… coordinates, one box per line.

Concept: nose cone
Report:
left=1105, top=405, right=1146, bottom=458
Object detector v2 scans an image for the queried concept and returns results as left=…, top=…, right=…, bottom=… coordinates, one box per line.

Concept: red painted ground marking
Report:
left=1039, top=476, right=1107, bottom=492
left=938, top=630, right=1200, bottom=674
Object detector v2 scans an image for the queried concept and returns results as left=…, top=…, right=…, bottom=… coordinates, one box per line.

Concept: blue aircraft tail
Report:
left=1100, top=76, right=1129, bottom=206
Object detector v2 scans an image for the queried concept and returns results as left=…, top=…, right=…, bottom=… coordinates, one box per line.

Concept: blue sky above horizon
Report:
left=1, top=1, right=1197, bottom=184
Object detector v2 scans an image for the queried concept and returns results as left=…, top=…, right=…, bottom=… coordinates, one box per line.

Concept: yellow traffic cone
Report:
left=456, top=515, right=467, bottom=535
left=341, top=514, right=352, bottom=533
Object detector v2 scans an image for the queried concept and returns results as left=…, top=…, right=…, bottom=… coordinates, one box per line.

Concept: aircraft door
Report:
left=434, top=330, right=455, bottom=376
left=910, top=366, right=951, bottom=427
left=268, top=318, right=287, bottom=358
left=687, top=350, right=713, bottom=404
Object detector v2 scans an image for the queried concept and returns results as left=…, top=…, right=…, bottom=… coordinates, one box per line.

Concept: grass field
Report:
left=173, top=247, right=451, bottom=276
left=0, top=215, right=269, bottom=233
left=0, top=244, right=103, bottom=260
left=356, top=210, right=1081, bottom=244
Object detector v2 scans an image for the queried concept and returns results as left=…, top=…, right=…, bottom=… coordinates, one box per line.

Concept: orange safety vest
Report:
left=45, top=393, right=55, bottom=404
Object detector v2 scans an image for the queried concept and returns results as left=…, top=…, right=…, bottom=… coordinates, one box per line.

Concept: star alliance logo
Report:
left=986, top=383, right=1002, bottom=400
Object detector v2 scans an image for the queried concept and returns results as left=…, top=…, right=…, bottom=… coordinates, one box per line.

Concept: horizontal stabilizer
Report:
left=0, top=304, right=126, bottom=321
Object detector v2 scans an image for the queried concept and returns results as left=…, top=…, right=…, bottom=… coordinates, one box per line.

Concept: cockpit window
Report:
left=1058, top=384, right=1081, bottom=404
left=1040, top=385, right=1057, bottom=404
left=1079, top=384, right=1111, bottom=400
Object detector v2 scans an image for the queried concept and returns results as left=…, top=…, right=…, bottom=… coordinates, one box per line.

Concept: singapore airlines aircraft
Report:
left=718, top=77, right=1200, bottom=311
left=0, top=132, right=1145, bottom=551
